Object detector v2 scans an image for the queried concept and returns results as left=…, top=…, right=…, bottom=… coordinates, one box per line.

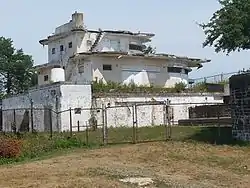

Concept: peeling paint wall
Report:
left=2, top=83, right=92, bottom=132
left=94, top=93, right=224, bottom=127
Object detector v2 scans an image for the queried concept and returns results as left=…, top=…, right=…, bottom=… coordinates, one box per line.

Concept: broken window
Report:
left=74, top=108, right=81, bottom=114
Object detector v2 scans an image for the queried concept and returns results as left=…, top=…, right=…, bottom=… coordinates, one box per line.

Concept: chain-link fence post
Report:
left=85, top=121, right=89, bottom=146
left=49, top=107, right=53, bottom=138
left=102, top=104, right=107, bottom=145
left=69, top=107, right=73, bottom=137
left=30, top=100, right=34, bottom=133
left=13, top=109, right=16, bottom=134
left=217, top=105, right=221, bottom=143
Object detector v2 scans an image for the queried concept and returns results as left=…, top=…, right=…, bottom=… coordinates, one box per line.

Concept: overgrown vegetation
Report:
left=200, top=0, right=250, bottom=54
left=92, top=80, right=224, bottom=94
left=0, top=126, right=248, bottom=165
left=0, top=37, right=37, bottom=99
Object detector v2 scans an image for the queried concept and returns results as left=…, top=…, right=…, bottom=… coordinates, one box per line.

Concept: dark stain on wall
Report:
left=19, top=110, right=30, bottom=132
left=189, top=104, right=230, bottom=118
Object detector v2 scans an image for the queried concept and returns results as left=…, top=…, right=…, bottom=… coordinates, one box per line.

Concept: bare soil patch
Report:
left=0, top=141, right=250, bottom=188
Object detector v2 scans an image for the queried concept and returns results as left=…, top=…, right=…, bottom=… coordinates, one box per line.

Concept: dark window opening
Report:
left=44, top=75, right=49, bottom=81
left=129, top=44, right=143, bottom=51
left=168, top=67, right=182, bottom=73
left=184, top=69, right=189, bottom=74
left=68, top=42, right=72, bottom=48
left=74, top=108, right=81, bottom=114
left=60, top=45, right=64, bottom=51
left=103, top=64, right=112, bottom=71
left=52, top=48, right=55, bottom=54
left=50, top=90, right=56, bottom=96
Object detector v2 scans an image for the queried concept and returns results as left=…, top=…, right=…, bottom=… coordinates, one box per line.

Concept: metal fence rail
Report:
left=0, top=102, right=232, bottom=145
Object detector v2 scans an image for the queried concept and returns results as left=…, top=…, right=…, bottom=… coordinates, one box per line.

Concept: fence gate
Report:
left=136, top=102, right=172, bottom=143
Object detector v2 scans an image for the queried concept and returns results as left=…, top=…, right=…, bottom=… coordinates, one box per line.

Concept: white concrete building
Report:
left=37, top=11, right=210, bottom=87
left=1, top=11, right=223, bottom=133
left=2, top=83, right=92, bottom=132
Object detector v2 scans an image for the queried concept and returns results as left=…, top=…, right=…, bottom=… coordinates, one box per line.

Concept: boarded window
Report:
left=103, top=64, right=112, bottom=71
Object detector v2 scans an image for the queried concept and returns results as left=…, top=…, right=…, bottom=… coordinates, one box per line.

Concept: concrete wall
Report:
left=59, top=84, right=92, bottom=132
left=2, top=84, right=61, bottom=132
left=95, top=33, right=144, bottom=53
left=93, top=93, right=224, bottom=127
left=81, top=56, right=189, bottom=88
left=2, top=83, right=92, bottom=132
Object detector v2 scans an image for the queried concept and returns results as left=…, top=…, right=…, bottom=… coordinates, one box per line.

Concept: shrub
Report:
left=173, top=82, right=187, bottom=93
left=0, top=137, right=23, bottom=158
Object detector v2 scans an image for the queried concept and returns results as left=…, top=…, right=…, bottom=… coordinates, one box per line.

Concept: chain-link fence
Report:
left=0, top=101, right=232, bottom=145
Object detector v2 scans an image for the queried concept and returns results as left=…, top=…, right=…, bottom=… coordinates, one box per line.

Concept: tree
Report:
left=0, top=37, right=37, bottom=97
left=200, top=0, right=250, bottom=54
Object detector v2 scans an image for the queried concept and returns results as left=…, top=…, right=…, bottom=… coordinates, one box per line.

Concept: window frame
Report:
left=52, top=48, right=56, bottom=54
left=103, top=64, right=112, bottom=71
left=44, top=75, right=49, bottom=81
left=60, top=45, right=64, bottom=52
left=167, top=67, right=182, bottom=73
left=68, top=42, right=72, bottom=48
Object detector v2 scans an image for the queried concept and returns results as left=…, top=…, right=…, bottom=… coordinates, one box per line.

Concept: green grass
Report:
left=0, top=126, right=248, bottom=165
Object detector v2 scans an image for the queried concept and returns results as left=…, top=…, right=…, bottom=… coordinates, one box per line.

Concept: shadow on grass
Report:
left=187, top=126, right=250, bottom=146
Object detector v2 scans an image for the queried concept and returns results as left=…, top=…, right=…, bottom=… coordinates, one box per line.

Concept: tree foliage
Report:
left=0, top=37, right=37, bottom=97
left=200, top=0, right=250, bottom=54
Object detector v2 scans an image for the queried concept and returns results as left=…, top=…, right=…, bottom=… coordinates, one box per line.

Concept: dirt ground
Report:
left=0, top=141, right=250, bottom=188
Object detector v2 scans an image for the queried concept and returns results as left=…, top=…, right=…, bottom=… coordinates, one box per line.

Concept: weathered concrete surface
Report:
left=2, top=83, right=92, bottom=132
left=94, top=93, right=224, bottom=127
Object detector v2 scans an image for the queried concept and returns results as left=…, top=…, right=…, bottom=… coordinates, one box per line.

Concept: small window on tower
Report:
left=60, top=45, right=64, bottom=51
left=52, top=48, right=55, bottom=54
left=44, top=75, right=49, bottom=81
left=68, top=42, right=72, bottom=48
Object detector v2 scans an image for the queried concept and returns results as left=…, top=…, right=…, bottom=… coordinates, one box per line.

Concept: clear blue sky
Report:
left=1, top=0, right=249, bottom=78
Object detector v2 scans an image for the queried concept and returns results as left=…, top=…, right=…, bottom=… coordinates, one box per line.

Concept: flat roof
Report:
left=39, top=29, right=154, bottom=45
left=70, top=51, right=211, bottom=68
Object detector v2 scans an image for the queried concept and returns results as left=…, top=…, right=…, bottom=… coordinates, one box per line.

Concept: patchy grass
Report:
left=0, top=141, right=249, bottom=188
left=0, top=126, right=248, bottom=166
